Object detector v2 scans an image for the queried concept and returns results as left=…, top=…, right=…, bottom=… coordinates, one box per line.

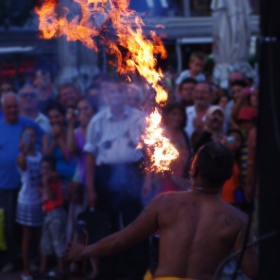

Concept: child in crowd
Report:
left=39, top=157, right=67, bottom=279
left=175, top=52, right=206, bottom=93
left=16, top=127, right=44, bottom=280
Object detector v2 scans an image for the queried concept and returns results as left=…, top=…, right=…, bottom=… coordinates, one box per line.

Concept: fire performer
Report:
left=66, top=142, right=258, bottom=280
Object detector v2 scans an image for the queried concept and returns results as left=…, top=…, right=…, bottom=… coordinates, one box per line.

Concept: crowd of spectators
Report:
left=0, top=51, right=258, bottom=280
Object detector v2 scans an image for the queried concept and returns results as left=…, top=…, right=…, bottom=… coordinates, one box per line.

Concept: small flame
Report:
left=35, top=0, right=178, bottom=172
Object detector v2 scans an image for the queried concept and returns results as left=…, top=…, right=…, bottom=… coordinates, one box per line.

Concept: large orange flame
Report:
left=35, top=0, right=178, bottom=172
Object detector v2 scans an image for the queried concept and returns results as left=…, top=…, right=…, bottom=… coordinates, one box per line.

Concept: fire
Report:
left=35, top=0, right=178, bottom=172
left=139, top=109, right=179, bottom=172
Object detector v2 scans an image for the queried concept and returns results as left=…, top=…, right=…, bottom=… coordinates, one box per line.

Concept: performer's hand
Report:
left=65, top=242, right=85, bottom=262
left=88, top=189, right=98, bottom=208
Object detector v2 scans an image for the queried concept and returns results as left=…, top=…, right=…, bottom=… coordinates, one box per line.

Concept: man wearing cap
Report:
left=192, top=106, right=225, bottom=153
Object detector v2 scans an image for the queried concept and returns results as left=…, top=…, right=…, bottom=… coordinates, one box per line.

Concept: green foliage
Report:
left=0, top=0, right=38, bottom=29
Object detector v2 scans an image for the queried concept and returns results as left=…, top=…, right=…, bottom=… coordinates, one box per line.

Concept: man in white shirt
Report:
left=185, top=82, right=212, bottom=141
left=19, top=84, right=51, bottom=133
left=84, top=78, right=149, bottom=279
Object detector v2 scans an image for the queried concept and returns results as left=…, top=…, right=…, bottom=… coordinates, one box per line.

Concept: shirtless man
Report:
left=65, top=142, right=258, bottom=280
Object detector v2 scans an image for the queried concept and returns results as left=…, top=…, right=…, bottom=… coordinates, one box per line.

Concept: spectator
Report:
left=175, top=51, right=206, bottom=91
left=58, top=83, right=80, bottom=110
left=185, top=81, right=212, bottom=140
left=210, top=83, right=220, bottom=104
left=217, top=94, right=230, bottom=111
left=16, top=127, right=44, bottom=280
left=87, top=83, right=100, bottom=97
left=228, top=71, right=246, bottom=86
left=33, top=69, right=55, bottom=116
left=0, top=82, right=13, bottom=118
left=221, top=129, right=244, bottom=206
left=66, top=98, right=96, bottom=237
left=177, top=77, right=197, bottom=108
left=84, top=77, right=149, bottom=279
left=236, top=107, right=257, bottom=186
left=42, top=103, right=76, bottom=189
left=0, top=82, right=13, bottom=97
left=192, top=106, right=225, bottom=153
left=0, top=93, right=44, bottom=274
left=161, top=102, right=192, bottom=192
left=245, top=126, right=258, bottom=233
left=19, top=84, right=51, bottom=133
left=224, top=80, right=248, bottom=131
left=249, top=86, right=259, bottom=110
left=66, top=97, right=97, bottom=278
left=39, top=157, right=66, bottom=279
left=231, top=85, right=252, bottom=128
left=125, top=84, right=143, bottom=110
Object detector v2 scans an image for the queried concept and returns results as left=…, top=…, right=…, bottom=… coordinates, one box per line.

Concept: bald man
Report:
left=66, top=142, right=258, bottom=280
left=0, top=93, right=44, bottom=273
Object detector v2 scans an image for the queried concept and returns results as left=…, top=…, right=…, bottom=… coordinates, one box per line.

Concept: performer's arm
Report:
left=65, top=196, right=160, bottom=262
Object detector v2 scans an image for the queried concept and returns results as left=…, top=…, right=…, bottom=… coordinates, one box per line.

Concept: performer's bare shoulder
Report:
left=66, top=142, right=258, bottom=280
left=153, top=191, right=257, bottom=280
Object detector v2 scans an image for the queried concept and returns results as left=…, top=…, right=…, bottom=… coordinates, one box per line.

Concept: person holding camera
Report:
left=16, top=127, right=44, bottom=280
left=66, top=97, right=98, bottom=279
left=192, top=106, right=225, bottom=153
left=66, top=97, right=96, bottom=240
left=42, top=103, right=77, bottom=187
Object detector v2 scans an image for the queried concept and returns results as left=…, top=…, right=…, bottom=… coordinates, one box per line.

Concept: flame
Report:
left=139, top=109, right=179, bottom=172
left=35, top=0, right=178, bottom=172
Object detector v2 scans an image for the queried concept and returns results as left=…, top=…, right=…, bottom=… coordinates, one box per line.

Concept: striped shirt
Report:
left=84, top=106, right=144, bottom=165
left=241, top=137, right=248, bottom=185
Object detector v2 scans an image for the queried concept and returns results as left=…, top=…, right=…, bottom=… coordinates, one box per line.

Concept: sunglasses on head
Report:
left=20, top=93, right=37, bottom=98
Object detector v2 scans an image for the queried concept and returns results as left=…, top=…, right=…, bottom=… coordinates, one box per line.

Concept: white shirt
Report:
left=35, top=112, right=51, bottom=133
left=18, top=152, right=42, bottom=205
left=84, top=106, right=144, bottom=165
left=176, top=70, right=206, bottom=85
left=184, top=105, right=209, bottom=139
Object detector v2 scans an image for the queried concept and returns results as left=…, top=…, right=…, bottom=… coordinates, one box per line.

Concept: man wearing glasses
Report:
left=19, top=84, right=51, bottom=133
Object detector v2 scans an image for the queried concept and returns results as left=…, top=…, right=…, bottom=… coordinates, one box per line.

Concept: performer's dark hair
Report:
left=196, top=142, right=234, bottom=186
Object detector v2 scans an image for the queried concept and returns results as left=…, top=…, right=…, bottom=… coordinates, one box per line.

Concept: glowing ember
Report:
left=35, top=0, right=178, bottom=172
